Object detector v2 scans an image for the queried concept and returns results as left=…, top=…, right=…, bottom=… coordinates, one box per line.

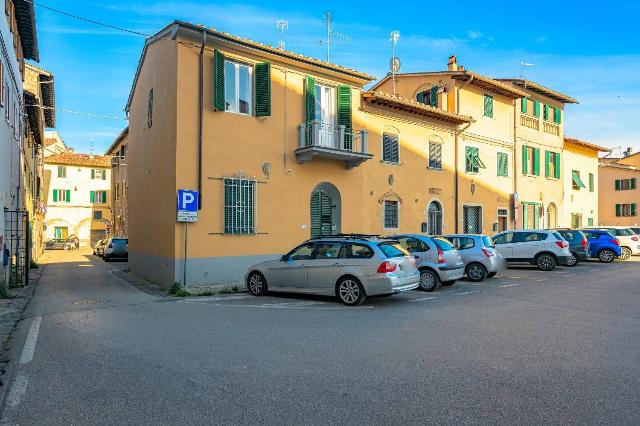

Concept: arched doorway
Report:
left=427, top=201, right=443, bottom=235
left=547, top=203, right=558, bottom=229
left=310, top=183, right=341, bottom=238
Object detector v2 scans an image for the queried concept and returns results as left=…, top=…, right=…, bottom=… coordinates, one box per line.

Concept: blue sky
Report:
left=36, top=0, right=640, bottom=155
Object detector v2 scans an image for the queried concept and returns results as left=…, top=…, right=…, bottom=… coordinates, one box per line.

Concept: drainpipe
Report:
left=197, top=30, right=207, bottom=210
left=512, top=98, right=518, bottom=229
left=455, top=74, right=474, bottom=233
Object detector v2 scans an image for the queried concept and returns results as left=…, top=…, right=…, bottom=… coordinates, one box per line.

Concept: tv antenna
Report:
left=520, top=61, right=535, bottom=79
left=276, top=19, right=288, bottom=50
left=319, top=12, right=352, bottom=62
left=390, top=30, right=401, bottom=95
left=89, top=135, right=94, bottom=159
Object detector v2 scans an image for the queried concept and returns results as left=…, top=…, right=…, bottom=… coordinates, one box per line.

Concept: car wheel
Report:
left=418, top=269, right=439, bottom=292
left=336, top=277, right=366, bottom=306
left=566, top=253, right=579, bottom=267
left=536, top=254, right=556, bottom=271
left=440, top=280, right=456, bottom=286
left=620, top=247, right=632, bottom=260
left=247, top=272, right=268, bottom=296
left=466, top=263, right=487, bottom=282
left=598, top=249, right=615, bottom=263
left=487, top=272, right=497, bottom=279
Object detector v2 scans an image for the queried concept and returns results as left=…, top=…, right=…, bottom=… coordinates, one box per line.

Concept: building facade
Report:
left=43, top=152, right=112, bottom=247
left=105, top=127, right=129, bottom=237
left=599, top=153, right=640, bottom=226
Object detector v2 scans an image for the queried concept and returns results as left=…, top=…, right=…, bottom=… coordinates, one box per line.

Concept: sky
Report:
left=35, top=0, right=640, bottom=155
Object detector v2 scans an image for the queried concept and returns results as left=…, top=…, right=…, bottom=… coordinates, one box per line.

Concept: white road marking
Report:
left=6, top=371, right=28, bottom=407
left=536, top=279, right=547, bottom=282
left=499, top=284, right=520, bottom=288
left=20, top=316, right=42, bottom=365
left=409, top=297, right=438, bottom=302
left=451, top=291, right=478, bottom=296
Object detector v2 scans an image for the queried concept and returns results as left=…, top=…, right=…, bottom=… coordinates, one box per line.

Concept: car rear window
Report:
left=482, top=236, right=494, bottom=248
left=348, top=244, right=374, bottom=259
left=378, top=242, right=409, bottom=258
left=551, top=232, right=563, bottom=241
left=614, top=228, right=633, bottom=236
left=450, top=237, right=474, bottom=250
left=560, top=231, right=575, bottom=241
left=433, top=237, right=454, bottom=251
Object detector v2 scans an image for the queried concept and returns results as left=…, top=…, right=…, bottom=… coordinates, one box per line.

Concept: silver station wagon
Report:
left=245, top=235, right=420, bottom=306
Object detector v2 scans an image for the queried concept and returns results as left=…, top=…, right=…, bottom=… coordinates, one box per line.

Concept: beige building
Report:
left=105, top=127, right=129, bottom=237
left=599, top=153, right=640, bottom=226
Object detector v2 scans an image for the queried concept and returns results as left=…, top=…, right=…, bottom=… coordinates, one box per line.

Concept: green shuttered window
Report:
left=532, top=148, right=540, bottom=176
left=554, top=108, right=562, bottom=124
left=615, top=178, right=636, bottom=191
left=213, top=49, right=225, bottom=110
left=589, top=173, right=594, bottom=192
left=53, top=189, right=70, bottom=203
left=522, top=146, right=539, bottom=176
left=254, top=62, right=271, bottom=117
left=465, top=146, right=485, bottom=173
left=544, top=151, right=560, bottom=179
left=533, top=100, right=540, bottom=117
left=543, top=104, right=549, bottom=121
left=483, top=94, right=493, bottom=118
left=430, top=86, right=438, bottom=107
left=304, top=76, right=316, bottom=126
left=521, top=97, right=527, bottom=114
left=382, top=133, right=399, bottom=164
left=616, top=203, right=637, bottom=217
left=497, top=152, right=508, bottom=177
left=224, top=178, right=256, bottom=234
left=337, top=85, right=352, bottom=130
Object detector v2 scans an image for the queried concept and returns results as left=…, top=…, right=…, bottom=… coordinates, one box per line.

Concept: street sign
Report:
left=177, top=189, right=198, bottom=222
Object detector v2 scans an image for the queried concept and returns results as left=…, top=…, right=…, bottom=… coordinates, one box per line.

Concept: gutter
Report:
left=197, top=29, right=206, bottom=210
left=454, top=74, right=474, bottom=233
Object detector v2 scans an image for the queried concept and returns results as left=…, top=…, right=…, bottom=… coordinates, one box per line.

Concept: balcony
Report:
left=520, top=114, right=540, bottom=131
left=543, top=121, right=560, bottom=136
left=296, top=122, right=372, bottom=168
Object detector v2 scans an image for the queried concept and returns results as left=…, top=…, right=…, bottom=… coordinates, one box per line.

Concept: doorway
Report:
left=55, top=226, right=69, bottom=240
left=427, top=201, right=443, bottom=235
left=310, top=183, right=341, bottom=238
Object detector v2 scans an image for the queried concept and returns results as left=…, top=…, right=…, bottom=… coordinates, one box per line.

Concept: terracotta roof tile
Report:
left=44, top=138, right=58, bottom=147
left=45, top=151, right=110, bottom=168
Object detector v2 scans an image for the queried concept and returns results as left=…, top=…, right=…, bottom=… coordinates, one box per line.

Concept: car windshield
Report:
left=482, top=236, right=494, bottom=248
left=378, top=242, right=409, bottom=258
left=433, top=237, right=454, bottom=251
left=611, top=228, right=633, bottom=236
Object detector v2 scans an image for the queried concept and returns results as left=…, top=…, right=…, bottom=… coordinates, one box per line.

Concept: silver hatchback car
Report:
left=443, top=234, right=506, bottom=282
left=392, top=234, right=465, bottom=292
left=245, top=236, right=420, bottom=306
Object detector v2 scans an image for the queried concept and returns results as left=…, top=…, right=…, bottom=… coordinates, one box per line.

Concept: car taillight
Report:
left=555, top=241, right=568, bottom=249
left=632, top=236, right=639, bottom=241
left=612, top=239, right=620, bottom=246
left=482, top=248, right=495, bottom=258
left=376, top=261, right=397, bottom=273
left=581, top=238, right=587, bottom=249
left=437, top=247, right=445, bottom=264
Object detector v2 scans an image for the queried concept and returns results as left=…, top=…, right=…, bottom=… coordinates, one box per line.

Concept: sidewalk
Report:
left=0, top=264, right=43, bottom=346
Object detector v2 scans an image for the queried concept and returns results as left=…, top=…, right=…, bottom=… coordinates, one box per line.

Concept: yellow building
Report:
left=125, top=22, right=472, bottom=287
left=372, top=56, right=526, bottom=234
left=562, top=138, right=610, bottom=228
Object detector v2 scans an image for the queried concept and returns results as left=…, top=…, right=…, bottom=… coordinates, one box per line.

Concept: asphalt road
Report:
left=2, top=249, right=640, bottom=425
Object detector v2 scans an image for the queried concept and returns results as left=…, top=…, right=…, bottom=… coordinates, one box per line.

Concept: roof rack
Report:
left=305, top=233, right=382, bottom=242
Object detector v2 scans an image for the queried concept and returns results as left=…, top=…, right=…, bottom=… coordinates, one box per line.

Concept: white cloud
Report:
left=467, top=30, right=483, bottom=40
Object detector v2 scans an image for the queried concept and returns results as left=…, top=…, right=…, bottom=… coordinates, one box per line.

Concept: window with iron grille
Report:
left=428, top=141, right=442, bottom=169
left=147, top=88, right=153, bottom=128
left=224, top=178, right=256, bottom=234
left=462, top=205, right=482, bottom=234
left=384, top=200, right=399, bottom=229
left=93, top=211, right=102, bottom=220
left=382, top=133, right=399, bottom=164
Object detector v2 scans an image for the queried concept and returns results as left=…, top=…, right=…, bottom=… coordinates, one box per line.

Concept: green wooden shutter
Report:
left=533, top=100, right=540, bottom=117
left=554, top=154, right=560, bottom=179
left=66, top=190, right=71, bottom=203
left=543, top=104, right=549, bottom=120
left=465, top=146, right=473, bottom=172
left=416, top=91, right=425, bottom=104
left=555, top=108, right=561, bottom=124
left=484, top=95, right=493, bottom=117
left=522, top=146, right=529, bottom=174
left=523, top=203, right=529, bottom=228
left=632, top=178, right=637, bottom=189
left=53, top=189, right=58, bottom=202
left=430, top=86, right=438, bottom=107
left=545, top=151, right=550, bottom=177
left=213, top=49, right=225, bottom=110
left=337, top=85, right=352, bottom=130
left=615, top=179, right=621, bottom=190
left=632, top=203, right=638, bottom=216
left=521, top=97, right=527, bottom=113
left=304, top=76, right=316, bottom=125
left=589, top=174, right=594, bottom=192
left=91, top=169, right=95, bottom=179
left=532, top=148, right=540, bottom=176
left=90, top=191, right=95, bottom=203
left=533, top=204, right=540, bottom=230
left=254, top=62, right=271, bottom=117
left=616, top=204, right=622, bottom=217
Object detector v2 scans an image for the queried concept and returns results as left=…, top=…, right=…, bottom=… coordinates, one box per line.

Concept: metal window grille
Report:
left=224, top=178, right=256, bottom=234
left=429, top=142, right=442, bottom=169
left=427, top=201, right=442, bottom=235
left=147, top=88, right=153, bottom=128
left=382, top=133, right=399, bottom=163
left=462, top=206, right=481, bottom=234
left=384, top=200, right=399, bottom=229
left=3, top=209, right=30, bottom=288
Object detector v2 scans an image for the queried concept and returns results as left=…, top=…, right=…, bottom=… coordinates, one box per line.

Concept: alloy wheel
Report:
left=621, top=247, right=632, bottom=260
left=599, top=249, right=614, bottom=263
left=467, top=264, right=487, bottom=282
left=537, top=254, right=555, bottom=271
left=419, top=270, right=437, bottom=291
left=339, top=279, right=360, bottom=304
left=566, top=253, right=578, bottom=267
left=248, top=274, right=264, bottom=295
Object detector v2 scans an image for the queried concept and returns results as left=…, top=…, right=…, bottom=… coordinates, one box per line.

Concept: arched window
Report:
left=427, top=201, right=443, bottom=235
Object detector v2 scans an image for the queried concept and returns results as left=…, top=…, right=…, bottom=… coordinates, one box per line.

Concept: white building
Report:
left=44, top=151, right=112, bottom=247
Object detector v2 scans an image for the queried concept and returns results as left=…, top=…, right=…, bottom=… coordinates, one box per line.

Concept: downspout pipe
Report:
left=455, top=74, right=474, bottom=233
left=197, top=30, right=206, bottom=210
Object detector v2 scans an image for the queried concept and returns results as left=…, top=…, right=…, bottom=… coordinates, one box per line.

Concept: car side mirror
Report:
left=280, top=255, right=289, bottom=262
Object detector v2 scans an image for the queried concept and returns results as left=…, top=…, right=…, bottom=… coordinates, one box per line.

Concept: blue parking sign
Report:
left=177, top=189, right=198, bottom=222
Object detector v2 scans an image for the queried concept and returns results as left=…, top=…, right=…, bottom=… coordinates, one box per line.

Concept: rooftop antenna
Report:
left=320, top=12, right=351, bottom=62
left=276, top=19, right=288, bottom=50
left=89, top=135, right=94, bottom=159
left=390, top=30, right=401, bottom=96
left=520, top=61, right=535, bottom=79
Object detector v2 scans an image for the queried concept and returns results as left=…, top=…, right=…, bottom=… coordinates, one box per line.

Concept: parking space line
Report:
left=535, top=279, right=547, bottom=282
left=409, top=297, right=438, bottom=302
left=451, top=291, right=478, bottom=296
left=499, top=284, right=520, bottom=288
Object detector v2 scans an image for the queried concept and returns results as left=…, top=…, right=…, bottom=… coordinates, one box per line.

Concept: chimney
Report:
left=448, top=55, right=458, bottom=71
left=624, top=147, right=633, bottom=157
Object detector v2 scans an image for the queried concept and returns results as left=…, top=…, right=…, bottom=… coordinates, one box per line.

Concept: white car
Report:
left=492, top=230, right=571, bottom=271
left=594, top=227, right=640, bottom=260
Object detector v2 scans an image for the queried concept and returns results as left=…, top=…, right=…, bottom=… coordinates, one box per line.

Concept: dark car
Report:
left=44, top=239, right=74, bottom=250
left=581, top=229, right=622, bottom=263
left=552, top=229, right=589, bottom=266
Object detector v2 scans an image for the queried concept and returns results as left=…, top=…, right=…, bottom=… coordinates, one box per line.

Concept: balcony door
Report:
left=314, top=84, right=336, bottom=148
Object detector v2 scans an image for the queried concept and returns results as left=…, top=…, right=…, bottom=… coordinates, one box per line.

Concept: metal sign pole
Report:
left=183, top=222, right=188, bottom=288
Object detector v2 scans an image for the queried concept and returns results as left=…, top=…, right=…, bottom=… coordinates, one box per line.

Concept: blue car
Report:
left=581, top=229, right=621, bottom=263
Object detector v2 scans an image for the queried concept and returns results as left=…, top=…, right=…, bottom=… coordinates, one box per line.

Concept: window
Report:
left=589, top=173, right=594, bottom=192
left=433, top=237, right=454, bottom=251
left=497, top=208, right=508, bottom=232
left=397, top=237, right=429, bottom=253
left=92, top=169, right=106, bottom=180
left=384, top=200, right=399, bottom=229
left=147, top=88, right=153, bottom=128
left=428, top=141, right=442, bottom=169
left=313, top=243, right=345, bottom=259
left=93, top=211, right=103, bottom=220
left=572, top=170, right=586, bottom=190
left=497, top=152, right=508, bottom=177
left=615, top=178, right=636, bottom=191
left=587, top=218, right=594, bottom=227
left=545, top=151, right=560, bottom=179
left=492, top=232, right=513, bottom=245
left=616, top=203, right=637, bottom=217
left=571, top=213, right=582, bottom=229
left=450, top=237, right=475, bottom=250
left=382, top=133, right=399, bottom=164
left=91, top=191, right=107, bottom=203
left=377, top=242, right=408, bottom=258
left=347, top=244, right=374, bottom=259
left=53, top=189, right=70, bottom=203
left=427, top=201, right=443, bottom=235
left=465, top=146, right=485, bottom=173
left=522, top=145, right=540, bottom=176
left=224, top=60, right=252, bottom=115
left=483, top=94, right=494, bottom=118
left=57, top=166, right=67, bottom=178
left=288, top=244, right=314, bottom=260
left=462, top=205, right=482, bottom=233
left=522, top=202, right=540, bottom=229
left=416, top=86, right=438, bottom=107
left=224, top=177, right=256, bottom=234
